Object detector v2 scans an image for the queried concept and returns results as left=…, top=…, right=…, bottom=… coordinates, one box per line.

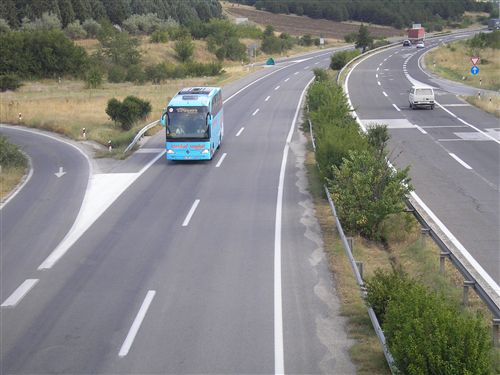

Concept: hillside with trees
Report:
left=0, top=0, right=222, bottom=28
left=228, top=0, right=495, bottom=30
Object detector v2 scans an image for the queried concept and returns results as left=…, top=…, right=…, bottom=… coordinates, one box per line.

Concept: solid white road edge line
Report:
left=118, top=290, right=156, bottom=357
left=449, top=153, right=472, bottom=169
left=274, top=76, right=315, bottom=375
left=236, top=127, right=245, bottom=137
left=182, top=199, right=200, bottom=227
left=1, top=279, right=39, bottom=307
left=344, top=44, right=500, bottom=297
left=215, top=153, right=227, bottom=168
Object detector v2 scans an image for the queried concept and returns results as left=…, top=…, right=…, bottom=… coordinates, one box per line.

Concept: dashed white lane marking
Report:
left=314, top=62, right=319, bottom=65
left=182, top=199, right=200, bottom=227
left=215, top=153, right=227, bottom=168
left=449, top=153, right=472, bottom=169
left=265, top=96, right=271, bottom=101
left=304, top=66, right=310, bottom=69
left=392, top=104, right=401, bottom=112
left=377, top=81, right=381, bottom=86
left=119, top=290, right=156, bottom=357
left=274, top=85, right=280, bottom=90
left=382, top=91, right=388, bottom=97
left=376, top=67, right=380, bottom=71
left=294, top=71, right=299, bottom=75
left=284, top=77, right=290, bottom=82
left=442, top=103, right=471, bottom=107
left=236, top=127, right=245, bottom=137
left=252, top=108, right=260, bottom=116
left=1, top=279, right=39, bottom=307
left=376, top=74, right=379, bottom=78
left=415, top=125, right=427, bottom=134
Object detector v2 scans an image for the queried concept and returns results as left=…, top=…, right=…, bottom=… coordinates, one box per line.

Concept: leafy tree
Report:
left=21, top=11, right=62, bottom=31
left=65, top=19, right=87, bottom=39
left=0, top=18, right=11, bottom=33
left=328, top=149, right=412, bottom=239
left=98, top=27, right=141, bottom=67
left=329, top=50, right=360, bottom=70
left=106, top=95, right=151, bottom=131
left=107, top=64, right=126, bottom=82
left=174, top=37, right=194, bottom=62
left=0, top=0, right=19, bottom=28
left=84, top=66, right=102, bottom=88
left=300, top=34, right=313, bottom=46
left=355, top=24, right=372, bottom=53
left=150, top=30, right=168, bottom=43
left=82, top=18, right=101, bottom=37
left=0, top=74, right=22, bottom=91
left=58, top=0, right=75, bottom=27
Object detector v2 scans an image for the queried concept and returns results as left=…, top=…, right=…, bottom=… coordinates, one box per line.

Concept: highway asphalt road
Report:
left=1, top=47, right=356, bottom=374
left=347, top=31, right=500, bottom=286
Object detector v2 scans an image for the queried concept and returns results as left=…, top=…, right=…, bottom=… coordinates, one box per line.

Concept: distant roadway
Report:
left=347, top=31, right=500, bottom=287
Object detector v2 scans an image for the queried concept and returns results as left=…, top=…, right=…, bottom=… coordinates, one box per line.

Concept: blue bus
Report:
left=160, top=87, right=224, bottom=160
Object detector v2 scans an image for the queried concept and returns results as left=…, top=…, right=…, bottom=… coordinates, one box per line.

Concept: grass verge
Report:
left=301, top=120, right=500, bottom=374
left=424, top=40, right=500, bottom=91
left=465, top=95, right=500, bottom=118
left=0, top=166, right=27, bottom=202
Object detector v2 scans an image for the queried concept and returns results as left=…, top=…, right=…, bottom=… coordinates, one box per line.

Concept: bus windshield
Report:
left=166, top=106, right=209, bottom=139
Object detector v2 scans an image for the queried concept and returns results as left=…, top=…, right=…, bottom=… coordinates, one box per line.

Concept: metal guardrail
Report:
left=124, top=120, right=159, bottom=153
left=333, top=28, right=500, bottom=323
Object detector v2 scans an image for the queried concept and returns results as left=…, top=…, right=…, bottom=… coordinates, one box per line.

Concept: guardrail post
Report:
left=493, top=319, right=500, bottom=347
left=439, top=252, right=449, bottom=275
left=346, top=237, right=353, bottom=252
left=420, top=227, right=430, bottom=247
left=462, top=280, right=475, bottom=306
left=356, top=261, right=364, bottom=280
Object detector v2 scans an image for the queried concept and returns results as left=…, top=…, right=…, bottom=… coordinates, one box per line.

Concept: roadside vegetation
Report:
left=424, top=31, right=500, bottom=117
left=304, top=69, right=499, bottom=374
left=0, top=136, right=28, bottom=201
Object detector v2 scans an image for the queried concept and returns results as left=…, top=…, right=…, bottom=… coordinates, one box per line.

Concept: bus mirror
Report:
left=207, top=114, right=212, bottom=125
left=160, top=112, right=166, bottom=126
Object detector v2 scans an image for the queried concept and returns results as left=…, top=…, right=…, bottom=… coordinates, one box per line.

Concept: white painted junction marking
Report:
left=119, top=290, right=156, bottom=357
left=182, top=199, right=200, bottom=227
left=1, top=279, right=39, bottom=307
left=449, top=153, right=472, bottom=169
left=415, top=125, right=427, bottom=134
left=392, top=104, right=401, bottom=112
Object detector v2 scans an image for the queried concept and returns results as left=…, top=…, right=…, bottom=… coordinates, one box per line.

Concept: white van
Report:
left=409, top=86, right=435, bottom=110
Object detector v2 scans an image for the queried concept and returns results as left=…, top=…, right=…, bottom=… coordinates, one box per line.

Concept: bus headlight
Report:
left=202, top=149, right=210, bottom=154
left=167, top=150, right=174, bottom=154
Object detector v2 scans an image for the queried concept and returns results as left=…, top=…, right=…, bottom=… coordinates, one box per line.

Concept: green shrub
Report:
left=174, top=37, right=194, bottom=62
left=150, top=30, right=168, bottom=43
left=467, top=30, right=500, bottom=50
left=384, top=282, right=493, bottom=374
left=145, top=63, right=170, bottom=84
left=107, top=65, right=127, bottom=83
left=365, top=268, right=414, bottom=324
left=330, top=49, right=360, bottom=70
left=65, top=20, right=87, bottom=39
left=0, top=136, right=28, bottom=168
left=300, top=34, right=313, bottom=46
left=184, top=61, right=223, bottom=77
left=85, top=67, right=103, bottom=88
left=344, top=32, right=357, bottom=43
left=328, top=149, right=412, bottom=239
left=122, top=13, right=163, bottom=35
left=312, top=68, right=328, bottom=82
left=0, top=18, right=11, bottom=34
left=21, top=12, right=61, bottom=31
left=126, top=65, right=146, bottom=84
left=82, top=19, right=101, bottom=38
left=0, top=74, right=22, bottom=92
left=106, top=96, right=151, bottom=131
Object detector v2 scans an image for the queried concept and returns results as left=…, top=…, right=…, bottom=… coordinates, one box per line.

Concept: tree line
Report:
left=0, top=0, right=222, bottom=28
left=229, top=0, right=494, bottom=29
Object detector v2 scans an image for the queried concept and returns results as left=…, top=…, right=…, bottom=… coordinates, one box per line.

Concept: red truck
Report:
left=407, top=25, right=425, bottom=44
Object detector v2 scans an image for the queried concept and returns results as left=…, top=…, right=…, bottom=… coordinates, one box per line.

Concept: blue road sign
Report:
left=471, top=66, right=479, bottom=75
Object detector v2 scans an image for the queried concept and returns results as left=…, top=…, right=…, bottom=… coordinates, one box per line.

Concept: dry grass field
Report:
left=425, top=41, right=500, bottom=91
left=0, top=166, right=27, bottom=202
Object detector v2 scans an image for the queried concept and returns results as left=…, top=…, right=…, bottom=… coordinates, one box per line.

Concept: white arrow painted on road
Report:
left=55, top=167, right=66, bottom=178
